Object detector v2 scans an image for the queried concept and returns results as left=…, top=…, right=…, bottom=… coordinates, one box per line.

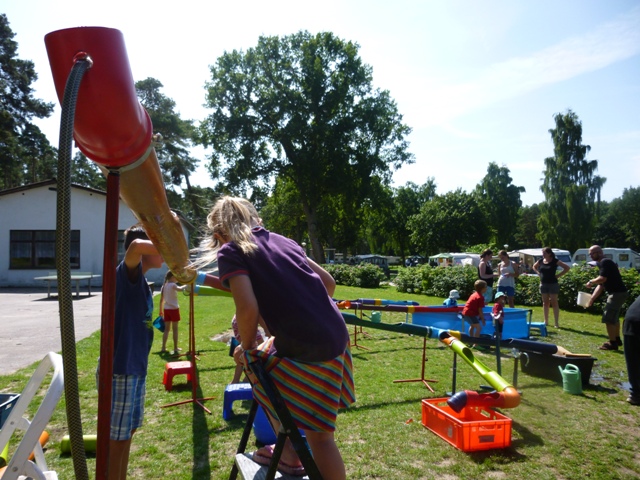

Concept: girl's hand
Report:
left=233, top=344, right=247, bottom=366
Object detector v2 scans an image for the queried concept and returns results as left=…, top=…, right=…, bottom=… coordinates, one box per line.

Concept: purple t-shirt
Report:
left=218, top=227, right=349, bottom=362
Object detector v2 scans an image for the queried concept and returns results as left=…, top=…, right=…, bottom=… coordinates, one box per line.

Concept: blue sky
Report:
left=4, top=0, right=639, bottom=206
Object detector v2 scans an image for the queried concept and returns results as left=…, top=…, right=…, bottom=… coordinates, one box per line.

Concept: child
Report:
left=110, top=224, right=163, bottom=480
left=461, top=280, right=487, bottom=340
left=492, top=291, right=507, bottom=339
left=197, top=196, right=355, bottom=479
left=230, top=314, right=270, bottom=383
left=443, top=289, right=460, bottom=307
left=159, top=271, right=187, bottom=355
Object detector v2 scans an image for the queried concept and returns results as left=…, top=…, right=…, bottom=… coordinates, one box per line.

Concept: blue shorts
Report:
left=497, top=286, right=515, bottom=298
left=110, top=375, right=146, bottom=441
left=463, top=315, right=481, bottom=325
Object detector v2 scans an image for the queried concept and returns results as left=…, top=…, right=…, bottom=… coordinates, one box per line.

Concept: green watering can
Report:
left=558, top=364, right=583, bottom=395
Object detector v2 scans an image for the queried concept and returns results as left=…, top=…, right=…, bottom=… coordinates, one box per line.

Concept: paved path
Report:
left=0, top=288, right=103, bottom=375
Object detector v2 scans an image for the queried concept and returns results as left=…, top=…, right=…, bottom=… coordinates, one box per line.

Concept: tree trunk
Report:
left=300, top=202, right=325, bottom=264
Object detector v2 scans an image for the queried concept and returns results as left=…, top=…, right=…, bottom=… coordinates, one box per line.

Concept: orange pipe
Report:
left=116, top=149, right=194, bottom=284
left=28, top=431, right=50, bottom=461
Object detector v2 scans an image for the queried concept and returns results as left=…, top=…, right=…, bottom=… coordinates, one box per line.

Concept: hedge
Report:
left=323, top=263, right=384, bottom=288
left=393, top=264, right=640, bottom=315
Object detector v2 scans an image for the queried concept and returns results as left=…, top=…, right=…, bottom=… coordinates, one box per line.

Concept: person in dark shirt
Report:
left=585, top=245, right=629, bottom=350
left=623, top=295, right=640, bottom=405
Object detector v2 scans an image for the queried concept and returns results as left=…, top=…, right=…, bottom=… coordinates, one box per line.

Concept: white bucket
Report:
left=577, top=292, right=592, bottom=308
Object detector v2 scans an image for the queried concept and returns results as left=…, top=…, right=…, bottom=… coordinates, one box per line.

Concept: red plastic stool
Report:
left=163, top=361, right=193, bottom=391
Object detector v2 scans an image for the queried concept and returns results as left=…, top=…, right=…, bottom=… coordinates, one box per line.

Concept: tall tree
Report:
left=409, top=189, right=487, bottom=254
left=365, top=180, right=437, bottom=258
left=0, top=14, right=55, bottom=189
left=71, top=151, right=106, bottom=190
left=474, top=162, right=525, bottom=246
left=593, top=187, right=640, bottom=250
left=135, top=78, right=205, bottom=222
left=538, top=110, right=605, bottom=252
left=198, top=31, right=413, bottom=262
left=513, top=203, right=542, bottom=249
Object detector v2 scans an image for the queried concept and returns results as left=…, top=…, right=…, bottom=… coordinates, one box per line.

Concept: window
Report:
left=10, top=230, right=80, bottom=269
left=118, top=230, right=125, bottom=261
left=575, top=254, right=587, bottom=262
left=620, top=254, right=629, bottom=262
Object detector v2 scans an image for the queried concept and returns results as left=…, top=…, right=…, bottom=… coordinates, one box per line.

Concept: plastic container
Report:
left=577, top=292, right=592, bottom=308
left=558, top=364, right=583, bottom=395
left=421, top=398, right=512, bottom=452
left=0, top=393, right=20, bottom=428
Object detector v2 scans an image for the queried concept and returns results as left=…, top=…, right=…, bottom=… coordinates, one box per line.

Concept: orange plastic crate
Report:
left=421, top=398, right=512, bottom=452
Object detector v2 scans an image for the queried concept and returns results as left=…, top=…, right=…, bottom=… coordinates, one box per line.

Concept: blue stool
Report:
left=223, top=383, right=253, bottom=420
left=253, top=404, right=277, bottom=445
left=529, top=322, right=548, bottom=337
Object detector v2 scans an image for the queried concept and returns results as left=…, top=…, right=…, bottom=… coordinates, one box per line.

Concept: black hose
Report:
left=56, top=57, right=91, bottom=480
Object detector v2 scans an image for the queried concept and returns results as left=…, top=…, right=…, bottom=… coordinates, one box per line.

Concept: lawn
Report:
left=1, top=284, right=639, bottom=479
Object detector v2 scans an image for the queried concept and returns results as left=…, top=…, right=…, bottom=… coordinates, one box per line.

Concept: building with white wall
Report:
left=0, top=179, right=192, bottom=287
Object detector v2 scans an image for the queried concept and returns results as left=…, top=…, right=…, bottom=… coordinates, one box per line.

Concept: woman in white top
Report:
left=496, top=250, right=518, bottom=308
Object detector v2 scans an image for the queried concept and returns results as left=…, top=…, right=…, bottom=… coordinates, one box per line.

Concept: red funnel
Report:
left=45, top=27, right=152, bottom=167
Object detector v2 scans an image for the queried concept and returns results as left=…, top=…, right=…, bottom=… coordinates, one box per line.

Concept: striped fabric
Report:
left=244, top=337, right=356, bottom=432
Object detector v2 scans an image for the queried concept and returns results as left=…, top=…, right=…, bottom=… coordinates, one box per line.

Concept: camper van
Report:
left=572, top=248, right=640, bottom=269
left=509, top=248, right=572, bottom=274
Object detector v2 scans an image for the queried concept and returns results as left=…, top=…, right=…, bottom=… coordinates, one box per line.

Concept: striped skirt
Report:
left=243, top=337, right=356, bottom=432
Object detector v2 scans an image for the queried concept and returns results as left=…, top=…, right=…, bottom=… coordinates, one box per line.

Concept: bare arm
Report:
left=229, top=275, right=260, bottom=353
left=307, top=258, right=336, bottom=297
left=557, top=260, right=570, bottom=278
left=532, top=260, right=541, bottom=275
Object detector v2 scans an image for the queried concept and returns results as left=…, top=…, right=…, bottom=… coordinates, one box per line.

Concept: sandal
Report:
left=598, top=341, right=618, bottom=351
left=252, top=445, right=306, bottom=477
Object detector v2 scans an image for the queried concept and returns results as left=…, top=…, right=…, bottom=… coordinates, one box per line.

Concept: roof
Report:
left=0, top=178, right=107, bottom=197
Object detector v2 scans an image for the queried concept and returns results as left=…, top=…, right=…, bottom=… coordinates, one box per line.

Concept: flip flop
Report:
left=252, top=445, right=306, bottom=477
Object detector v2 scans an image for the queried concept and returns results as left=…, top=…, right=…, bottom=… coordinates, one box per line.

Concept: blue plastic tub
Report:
left=412, top=307, right=531, bottom=339
left=0, top=393, right=20, bottom=428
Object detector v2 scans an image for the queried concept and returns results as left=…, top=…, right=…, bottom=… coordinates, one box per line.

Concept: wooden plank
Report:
left=234, top=453, right=309, bottom=480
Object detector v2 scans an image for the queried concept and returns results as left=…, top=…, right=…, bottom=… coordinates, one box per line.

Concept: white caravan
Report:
left=572, top=248, right=640, bottom=269
left=509, top=248, right=572, bottom=273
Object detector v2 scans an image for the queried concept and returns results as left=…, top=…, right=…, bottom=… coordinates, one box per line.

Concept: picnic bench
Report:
left=33, top=272, right=101, bottom=299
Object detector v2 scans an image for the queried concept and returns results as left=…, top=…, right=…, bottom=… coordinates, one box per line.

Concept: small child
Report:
left=230, top=314, right=270, bottom=383
left=159, top=271, right=187, bottom=355
left=461, top=280, right=487, bottom=340
left=443, top=289, right=460, bottom=307
left=492, top=291, right=506, bottom=339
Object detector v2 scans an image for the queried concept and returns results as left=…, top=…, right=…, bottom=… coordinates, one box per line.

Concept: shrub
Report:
left=324, top=263, right=384, bottom=288
left=395, top=265, right=478, bottom=299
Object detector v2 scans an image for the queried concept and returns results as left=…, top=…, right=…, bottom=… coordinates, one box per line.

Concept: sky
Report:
left=3, top=0, right=639, bottom=206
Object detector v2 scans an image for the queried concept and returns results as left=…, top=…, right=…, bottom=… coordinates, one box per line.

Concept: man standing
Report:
left=585, top=245, right=629, bottom=350
left=622, top=295, right=640, bottom=405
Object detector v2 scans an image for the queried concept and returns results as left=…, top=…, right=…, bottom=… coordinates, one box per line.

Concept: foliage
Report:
left=538, top=110, right=605, bottom=253
left=198, top=30, right=413, bottom=263
left=408, top=189, right=487, bottom=255
left=135, top=78, right=209, bottom=225
left=395, top=265, right=479, bottom=299
left=593, top=187, right=640, bottom=250
left=364, top=180, right=437, bottom=259
left=474, top=162, right=525, bottom=246
left=324, top=262, right=384, bottom=288
left=513, top=203, right=542, bottom=249
left=0, top=14, right=55, bottom=190
left=71, top=152, right=106, bottom=190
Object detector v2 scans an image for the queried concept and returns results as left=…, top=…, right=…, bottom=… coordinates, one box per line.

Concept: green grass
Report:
left=1, top=284, right=639, bottom=479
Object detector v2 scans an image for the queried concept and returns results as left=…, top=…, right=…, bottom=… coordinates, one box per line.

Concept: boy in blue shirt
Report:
left=443, top=289, right=460, bottom=307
